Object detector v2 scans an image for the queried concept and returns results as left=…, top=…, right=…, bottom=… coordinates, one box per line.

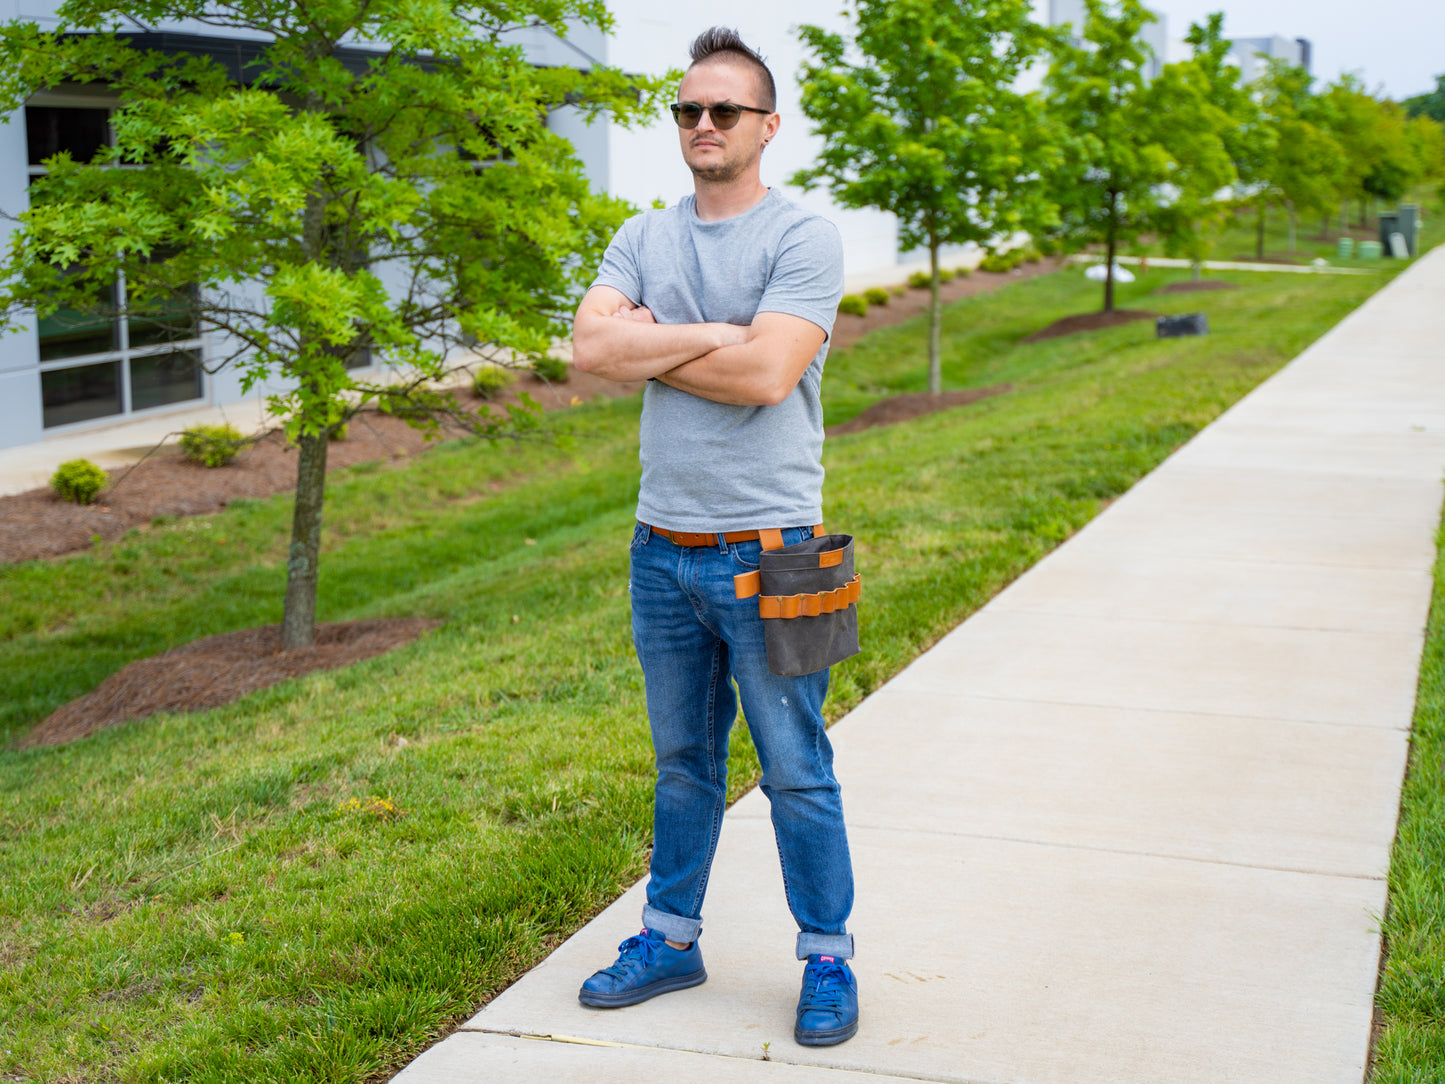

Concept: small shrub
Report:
left=938, top=268, right=956, bottom=284
left=907, top=270, right=931, bottom=289
left=180, top=423, right=245, bottom=468
left=954, top=266, right=972, bottom=278
left=890, top=284, right=908, bottom=298
left=50, top=459, right=108, bottom=505
left=473, top=366, right=517, bottom=400
left=532, top=355, right=569, bottom=383
left=1022, top=246, right=1043, bottom=264
left=838, top=294, right=869, bottom=317
left=1035, top=236, right=1059, bottom=257
left=863, top=287, right=890, bottom=307
left=979, top=251, right=1014, bottom=274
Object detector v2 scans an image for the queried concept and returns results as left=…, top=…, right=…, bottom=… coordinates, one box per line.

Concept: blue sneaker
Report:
left=795, top=954, right=859, bottom=1045
left=578, top=928, right=707, bottom=1008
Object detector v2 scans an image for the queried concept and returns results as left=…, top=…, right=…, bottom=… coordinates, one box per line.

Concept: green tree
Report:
left=0, top=0, right=664, bottom=648
left=1320, top=75, right=1416, bottom=229
left=1042, top=0, right=1173, bottom=312
left=1147, top=14, right=1243, bottom=280
left=792, top=0, right=1058, bottom=393
left=1253, top=60, right=1347, bottom=255
left=1405, top=114, right=1445, bottom=193
left=1403, top=74, right=1445, bottom=124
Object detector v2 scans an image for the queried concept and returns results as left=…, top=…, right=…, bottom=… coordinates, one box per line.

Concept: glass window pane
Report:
left=37, top=281, right=118, bottom=361
left=128, top=287, right=199, bottom=348
left=26, top=106, right=110, bottom=166
left=41, top=361, right=122, bottom=428
left=130, top=350, right=203, bottom=411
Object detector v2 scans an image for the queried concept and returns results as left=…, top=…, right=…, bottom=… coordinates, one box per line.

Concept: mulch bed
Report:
left=14, top=260, right=1080, bottom=748
left=0, top=371, right=642, bottom=566
left=828, top=384, right=1013, bottom=436
left=1023, top=308, right=1159, bottom=342
left=19, top=619, right=441, bottom=748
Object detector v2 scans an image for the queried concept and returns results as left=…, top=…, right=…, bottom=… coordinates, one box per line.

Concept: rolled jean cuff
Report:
left=641, top=904, right=703, bottom=945
left=797, top=931, right=854, bottom=961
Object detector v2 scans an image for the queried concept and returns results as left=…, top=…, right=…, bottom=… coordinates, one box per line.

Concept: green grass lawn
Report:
left=0, top=239, right=1434, bottom=1081
left=1375, top=496, right=1445, bottom=1081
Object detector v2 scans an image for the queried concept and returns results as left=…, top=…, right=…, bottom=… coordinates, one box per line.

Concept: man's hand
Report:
left=611, top=300, right=656, bottom=324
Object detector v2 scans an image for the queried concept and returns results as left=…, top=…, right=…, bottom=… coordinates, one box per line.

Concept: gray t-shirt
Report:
left=592, top=189, right=844, bottom=533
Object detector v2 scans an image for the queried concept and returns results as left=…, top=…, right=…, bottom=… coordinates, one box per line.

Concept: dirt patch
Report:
left=829, top=384, right=1013, bottom=436
left=1023, top=309, right=1159, bottom=342
left=19, top=619, right=440, bottom=748
left=1154, top=280, right=1237, bottom=295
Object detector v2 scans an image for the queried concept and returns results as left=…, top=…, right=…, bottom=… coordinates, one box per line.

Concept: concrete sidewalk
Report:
left=399, top=248, right=1442, bottom=1082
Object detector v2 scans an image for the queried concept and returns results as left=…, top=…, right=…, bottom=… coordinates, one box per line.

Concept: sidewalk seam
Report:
left=458, top=1027, right=1005, bottom=1084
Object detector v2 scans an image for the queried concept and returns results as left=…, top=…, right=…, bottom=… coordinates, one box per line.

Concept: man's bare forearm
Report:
left=572, top=310, right=748, bottom=383
left=654, top=341, right=791, bottom=407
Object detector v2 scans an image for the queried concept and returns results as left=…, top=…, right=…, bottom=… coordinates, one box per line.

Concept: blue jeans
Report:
left=629, top=522, right=855, bottom=961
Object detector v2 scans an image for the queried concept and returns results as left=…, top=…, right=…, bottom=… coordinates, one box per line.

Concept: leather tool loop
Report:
left=757, top=573, right=862, bottom=620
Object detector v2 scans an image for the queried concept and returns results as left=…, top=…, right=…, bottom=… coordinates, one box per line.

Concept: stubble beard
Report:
left=685, top=139, right=759, bottom=185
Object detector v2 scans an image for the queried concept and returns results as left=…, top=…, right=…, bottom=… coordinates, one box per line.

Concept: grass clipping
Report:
left=21, top=619, right=439, bottom=748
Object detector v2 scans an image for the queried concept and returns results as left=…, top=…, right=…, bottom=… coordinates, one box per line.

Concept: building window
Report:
left=25, top=100, right=207, bottom=430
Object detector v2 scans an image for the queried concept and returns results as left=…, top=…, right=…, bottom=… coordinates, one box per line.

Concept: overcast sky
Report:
left=1141, top=0, right=1442, bottom=101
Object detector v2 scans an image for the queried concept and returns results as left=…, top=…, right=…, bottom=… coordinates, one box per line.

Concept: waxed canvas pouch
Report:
left=736, top=534, right=861, bottom=677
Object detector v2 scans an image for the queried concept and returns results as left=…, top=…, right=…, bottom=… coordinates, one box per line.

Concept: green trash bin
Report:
left=1358, top=240, right=1384, bottom=260
left=1337, top=237, right=1355, bottom=259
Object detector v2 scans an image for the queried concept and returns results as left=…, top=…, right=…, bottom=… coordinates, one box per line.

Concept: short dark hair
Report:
left=688, top=27, right=776, bottom=112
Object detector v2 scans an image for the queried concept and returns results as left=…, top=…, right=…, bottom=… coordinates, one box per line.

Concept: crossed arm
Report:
left=571, top=285, right=827, bottom=408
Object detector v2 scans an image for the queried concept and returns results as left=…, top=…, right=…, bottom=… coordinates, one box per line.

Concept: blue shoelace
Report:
left=801, top=961, right=852, bottom=1013
left=600, top=932, right=664, bottom=979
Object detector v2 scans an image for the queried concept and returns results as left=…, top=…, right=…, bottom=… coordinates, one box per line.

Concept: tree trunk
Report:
left=1255, top=204, right=1266, bottom=260
left=927, top=236, right=942, bottom=395
left=1103, top=189, right=1119, bottom=313
left=1191, top=260, right=1202, bottom=283
left=281, top=429, right=328, bottom=649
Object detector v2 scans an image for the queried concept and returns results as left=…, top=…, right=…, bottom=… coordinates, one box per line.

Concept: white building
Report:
left=0, top=3, right=900, bottom=452
left=1047, top=0, right=1167, bottom=80
left=1226, top=35, right=1312, bottom=85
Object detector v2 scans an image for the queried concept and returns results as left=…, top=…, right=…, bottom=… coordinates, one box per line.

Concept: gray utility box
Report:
left=1157, top=313, right=1209, bottom=338
left=1379, top=205, right=1419, bottom=257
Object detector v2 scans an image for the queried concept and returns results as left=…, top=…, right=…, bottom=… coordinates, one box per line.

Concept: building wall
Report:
left=1228, top=35, right=1308, bottom=85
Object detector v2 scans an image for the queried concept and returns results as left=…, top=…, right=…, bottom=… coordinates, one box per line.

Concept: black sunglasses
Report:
left=670, top=101, right=771, bottom=130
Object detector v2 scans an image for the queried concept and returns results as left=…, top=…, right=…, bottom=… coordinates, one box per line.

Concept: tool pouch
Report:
left=734, top=533, right=862, bottom=677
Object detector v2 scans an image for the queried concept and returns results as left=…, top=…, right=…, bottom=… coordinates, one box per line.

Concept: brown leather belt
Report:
left=641, top=522, right=823, bottom=550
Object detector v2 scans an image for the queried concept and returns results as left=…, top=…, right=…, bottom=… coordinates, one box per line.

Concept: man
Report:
left=570, top=27, right=857, bottom=1047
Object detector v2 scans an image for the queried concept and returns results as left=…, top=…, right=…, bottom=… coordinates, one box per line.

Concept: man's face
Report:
left=676, top=59, right=777, bottom=184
